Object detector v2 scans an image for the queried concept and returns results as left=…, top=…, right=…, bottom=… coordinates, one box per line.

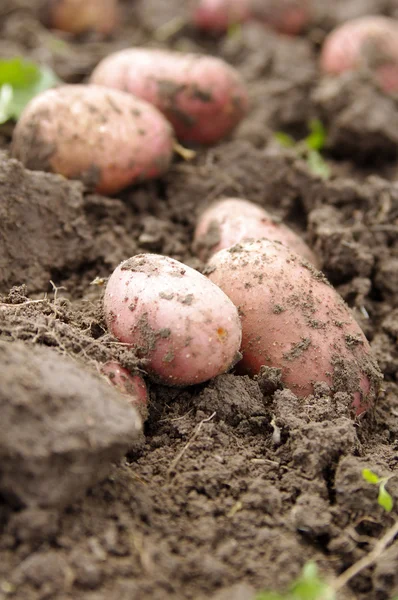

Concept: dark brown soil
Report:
left=0, top=1, right=397, bottom=599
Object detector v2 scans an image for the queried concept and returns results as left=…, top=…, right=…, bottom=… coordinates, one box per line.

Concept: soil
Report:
left=0, top=1, right=398, bottom=599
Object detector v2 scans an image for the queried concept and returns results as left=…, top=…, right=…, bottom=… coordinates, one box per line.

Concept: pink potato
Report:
left=90, top=49, right=249, bottom=144
left=194, top=197, right=319, bottom=266
left=42, top=0, right=119, bottom=36
left=101, top=361, right=148, bottom=419
left=11, top=85, right=174, bottom=196
left=207, top=239, right=382, bottom=415
left=192, top=0, right=311, bottom=36
left=320, top=16, right=398, bottom=94
left=104, top=254, right=242, bottom=386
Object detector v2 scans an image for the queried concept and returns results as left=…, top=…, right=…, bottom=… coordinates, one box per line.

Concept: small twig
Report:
left=159, top=409, right=194, bottom=423
left=333, top=519, right=398, bottom=592
left=167, top=412, right=216, bottom=476
left=0, top=299, right=48, bottom=310
left=49, top=280, right=66, bottom=302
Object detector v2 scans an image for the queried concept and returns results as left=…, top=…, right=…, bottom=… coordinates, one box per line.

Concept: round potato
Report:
left=207, top=240, right=382, bottom=415
left=194, top=197, right=319, bottom=266
left=104, top=254, right=242, bottom=386
left=41, top=0, right=119, bottom=36
left=11, top=85, right=174, bottom=196
left=320, top=16, right=398, bottom=93
left=193, top=0, right=311, bottom=35
left=90, top=49, right=249, bottom=144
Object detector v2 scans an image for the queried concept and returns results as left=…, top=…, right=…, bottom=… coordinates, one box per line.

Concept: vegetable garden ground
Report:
left=0, top=1, right=397, bottom=599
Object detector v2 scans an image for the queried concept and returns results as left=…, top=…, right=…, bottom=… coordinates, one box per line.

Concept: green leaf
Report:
left=255, top=563, right=336, bottom=600
left=378, top=482, right=393, bottom=512
left=275, top=131, right=296, bottom=148
left=305, top=119, right=327, bottom=151
left=291, top=562, right=335, bottom=600
left=0, top=58, right=60, bottom=124
left=362, top=468, right=381, bottom=485
left=0, top=57, right=39, bottom=87
left=306, top=150, right=330, bottom=180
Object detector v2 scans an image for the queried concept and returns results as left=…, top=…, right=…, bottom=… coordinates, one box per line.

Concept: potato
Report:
left=194, top=197, right=319, bottom=266
left=100, top=361, right=148, bottom=419
left=41, top=0, right=119, bottom=36
left=207, top=240, right=382, bottom=415
left=104, top=254, right=242, bottom=386
left=193, top=0, right=250, bottom=32
left=192, top=0, right=311, bottom=35
left=11, top=85, right=174, bottom=196
left=90, top=49, right=249, bottom=144
left=320, top=16, right=398, bottom=93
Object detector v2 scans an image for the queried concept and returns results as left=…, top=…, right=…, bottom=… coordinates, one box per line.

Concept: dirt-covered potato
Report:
left=100, top=361, right=148, bottom=419
left=192, top=0, right=311, bottom=35
left=104, top=254, right=242, bottom=386
left=207, top=239, right=382, bottom=415
left=194, top=197, right=319, bottom=265
left=320, top=16, right=398, bottom=93
left=11, top=85, right=174, bottom=196
left=41, top=0, right=119, bottom=36
left=90, top=48, right=249, bottom=144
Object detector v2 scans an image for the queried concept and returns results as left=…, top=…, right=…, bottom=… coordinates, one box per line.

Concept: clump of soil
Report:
left=0, top=1, right=397, bottom=600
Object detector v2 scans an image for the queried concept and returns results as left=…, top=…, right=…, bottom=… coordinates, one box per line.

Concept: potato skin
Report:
left=42, top=0, right=119, bottom=36
left=90, top=49, right=249, bottom=144
left=320, top=16, right=398, bottom=93
left=104, top=254, right=242, bottom=386
left=100, top=361, right=148, bottom=419
left=194, top=197, right=319, bottom=266
left=193, top=0, right=311, bottom=35
left=207, top=240, right=382, bottom=415
left=11, top=85, right=174, bottom=196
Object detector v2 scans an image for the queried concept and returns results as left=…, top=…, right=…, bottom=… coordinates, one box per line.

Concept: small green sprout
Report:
left=305, top=119, right=327, bottom=152
left=362, top=468, right=394, bottom=512
left=275, top=119, right=331, bottom=180
left=256, top=562, right=335, bottom=600
left=0, top=57, right=60, bottom=124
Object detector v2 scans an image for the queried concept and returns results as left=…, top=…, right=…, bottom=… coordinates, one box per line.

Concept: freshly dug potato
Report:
left=192, top=0, right=311, bottom=35
left=41, top=0, right=119, bottom=36
left=101, top=361, right=148, bottom=419
left=11, top=85, right=174, bottom=196
left=320, top=16, right=398, bottom=93
left=104, top=254, right=242, bottom=386
left=207, top=240, right=382, bottom=415
left=194, top=197, right=319, bottom=266
left=90, top=49, right=249, bottom=144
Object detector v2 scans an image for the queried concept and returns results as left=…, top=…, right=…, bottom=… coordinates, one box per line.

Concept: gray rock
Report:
left=0, top=341, right=142, bottom=508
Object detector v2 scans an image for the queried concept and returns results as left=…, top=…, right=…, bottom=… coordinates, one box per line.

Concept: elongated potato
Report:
left=320, top=16, right=398, bottom=93
left=90, top=49, right=249, bottom=144
left=207, top=240, right=382, bottom=415
left=42, top=0, right=119, bottom=36
left=104, top=254, right=242, bottom=386
left=194, top=197, right=319, bottom=266
left=193, top=0, right=311, bottom=36
left=11, top=85, right=174, bottom=195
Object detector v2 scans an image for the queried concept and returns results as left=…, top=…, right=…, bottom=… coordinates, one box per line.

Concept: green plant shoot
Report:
left=255, top=562, right=335, bottom=600
left=0, top=57, right=60, bottom=124
left=362, top=468, right=394, bottom=513
left=274, top=119, right=330, bottom=180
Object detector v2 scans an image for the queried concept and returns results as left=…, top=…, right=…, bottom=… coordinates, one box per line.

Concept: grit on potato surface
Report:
left=0, top=1, right=398, bottom=599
